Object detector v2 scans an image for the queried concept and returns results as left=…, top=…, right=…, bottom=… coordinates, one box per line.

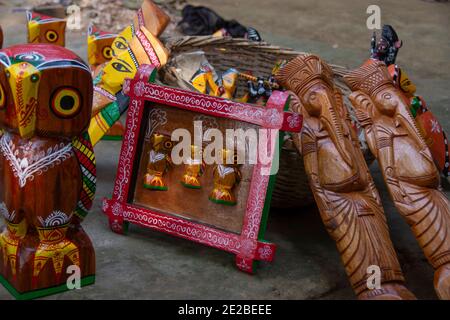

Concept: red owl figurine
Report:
left=0, top=44, right=96, bottom=299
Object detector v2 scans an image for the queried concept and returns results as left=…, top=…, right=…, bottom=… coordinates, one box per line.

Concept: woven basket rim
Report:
left=163, top=35, right=350, bottom=77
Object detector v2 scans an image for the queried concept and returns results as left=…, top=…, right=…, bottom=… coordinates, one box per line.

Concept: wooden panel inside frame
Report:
left=132, top=104, right=260, bottom=234
left=103, top=64, right=302, bottom=273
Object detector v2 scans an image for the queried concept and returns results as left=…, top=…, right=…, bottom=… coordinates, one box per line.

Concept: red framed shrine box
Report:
left=102, top=65, right=302, bottom=273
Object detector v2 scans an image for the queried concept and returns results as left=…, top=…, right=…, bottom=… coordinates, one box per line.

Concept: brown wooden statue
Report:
left=0, top=44, right=96, bottom=299
left=345, top=60, right=450, bottom=299
left=276, top=54, right=415, bottom=300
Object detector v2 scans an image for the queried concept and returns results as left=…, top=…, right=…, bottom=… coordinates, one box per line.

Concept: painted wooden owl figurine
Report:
left=27, top=11, right=66, bottom=47
left=0, top=44, right=96, bottom=299
left=144, top=133, right=173, bottom=191
left=87, top=23, right=117, bottom=70
left=181, top=145, right=205, bottom=189
left=209, top=149, right=241, bottom=206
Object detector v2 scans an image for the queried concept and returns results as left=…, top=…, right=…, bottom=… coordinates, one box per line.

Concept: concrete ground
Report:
left=0, top=0, right=449, bottom=300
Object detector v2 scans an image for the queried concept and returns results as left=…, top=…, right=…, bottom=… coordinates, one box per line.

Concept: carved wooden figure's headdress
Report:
left=344, top=60, right=395, bottom=97
left=275, top=54, right=334, bottom=97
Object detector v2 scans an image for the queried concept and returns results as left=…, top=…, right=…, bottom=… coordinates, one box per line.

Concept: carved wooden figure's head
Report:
left=276, top=54, right=353, bottom=166
left=111, top=25, right=134, bottom=57
left=0, top=44, right=93, bottom=139
left=151, top=133, right=173, bottom=153
left=27, top=11, right=66, bottom=47
left=345, top=60, right=407, bottom=117
left=100, top=26, right=169, bottom=96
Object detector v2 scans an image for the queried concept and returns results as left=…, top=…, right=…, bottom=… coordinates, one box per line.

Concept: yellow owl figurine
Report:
left=144, top=133, right=174, bottom=191
left=181, top=145, right=205, bottom=189
left=87, top=23, right=117, bottom=70
left=27, top=11, right=66, bottom=47
left=209, top=149, right=241, bottom=206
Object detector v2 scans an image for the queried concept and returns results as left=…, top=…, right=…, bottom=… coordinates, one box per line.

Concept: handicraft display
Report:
left=102, top=64, right=302, bottom=273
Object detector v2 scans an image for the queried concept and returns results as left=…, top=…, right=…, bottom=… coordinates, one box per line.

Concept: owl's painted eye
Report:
left=112, top=62, right=132, bottom=73
left=163, top=141, right=173, bottom=150
left=102, top=46, right=113, bottom=60
left=31, top=74, right=40, bottom=83
left=45, top=30, right=59, bottom=43
left=0, top=83, right=6, bottom=109
left=50, top=87, right=82, bottom=118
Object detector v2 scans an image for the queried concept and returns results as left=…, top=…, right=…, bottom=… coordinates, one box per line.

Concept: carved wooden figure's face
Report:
left=302, top=81, right=353, bottom=167
left=27, top=12, right=66, bottom=47
left=111, top=25, right=134, bottom=57
left=151, top=133, right=173, bottom=153
left=372, top=88, right=408, bottom=117
left=0, top=44, right=93, bottom=139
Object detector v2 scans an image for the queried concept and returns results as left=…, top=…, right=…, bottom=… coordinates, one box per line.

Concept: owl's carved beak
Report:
left=6, top=62, right=41, bottom=139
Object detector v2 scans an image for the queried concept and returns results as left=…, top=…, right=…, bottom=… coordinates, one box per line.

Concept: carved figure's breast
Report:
left=317, top=137, right=360, bottom=191
left=393, top=135, right=439, bottom=186
left=0, top=132, right=80, bottom=219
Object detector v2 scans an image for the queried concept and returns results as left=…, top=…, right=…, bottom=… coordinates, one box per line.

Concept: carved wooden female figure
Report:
left=345, top=60, right=450, bottom=299
left=276, top=54, right=415, bottom=299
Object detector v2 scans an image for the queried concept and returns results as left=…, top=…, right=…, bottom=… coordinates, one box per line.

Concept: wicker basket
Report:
left=159, top=36, right=353, bottom=208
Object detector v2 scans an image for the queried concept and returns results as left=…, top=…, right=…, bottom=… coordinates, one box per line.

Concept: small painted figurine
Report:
left=0, top=44, right=96, bottom=299
left=144, top=133, right=173, bottom=191
left=181, top=145, right=205, bottom=189
left=87, top=23, right=117, bottom=70
left=371, top=25, right=449, bottom=183
left=247, top=77, right=272, bottom=105
left=241, top=61, right=284, bottom=105
left=190, top=62, right=219, bottom=96
left=27, top=11, right=66, bottom=47
left=218, top=68, right=239, bottom=99
left=191, top=65, right=239, bottom=100
left=209, top=149, right=241, bottom=205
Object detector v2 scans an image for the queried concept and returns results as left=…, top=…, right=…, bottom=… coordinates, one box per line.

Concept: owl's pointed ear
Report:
left=7, top=63, right=41, bottom=139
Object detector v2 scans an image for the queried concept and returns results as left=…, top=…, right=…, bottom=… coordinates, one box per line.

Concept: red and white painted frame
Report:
left=102, top=65, right=302, bottom=273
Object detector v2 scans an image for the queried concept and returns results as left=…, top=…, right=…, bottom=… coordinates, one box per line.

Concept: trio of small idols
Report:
left=145, top=133, right=241, bottom=206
